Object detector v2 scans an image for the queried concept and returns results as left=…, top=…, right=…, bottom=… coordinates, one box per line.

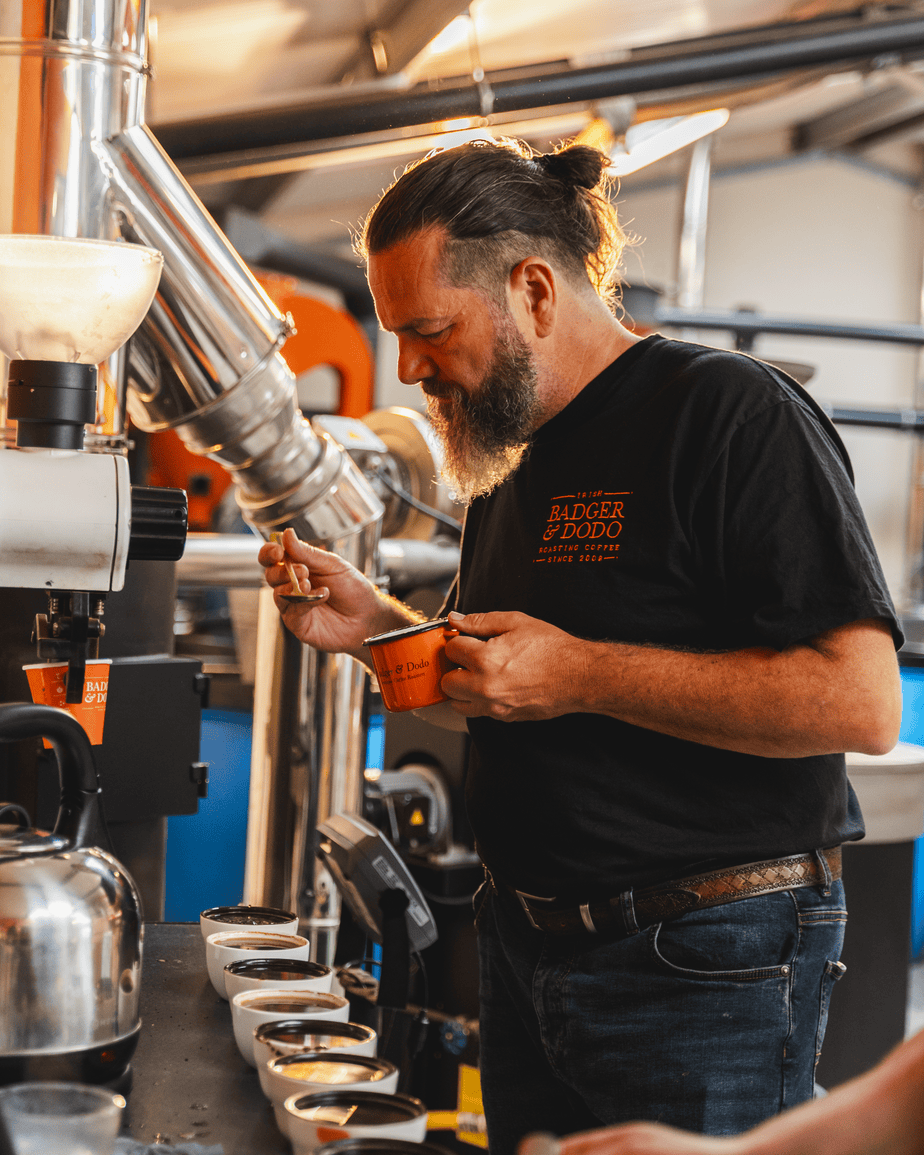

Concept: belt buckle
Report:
left=514, top=889, right=557, bottom=930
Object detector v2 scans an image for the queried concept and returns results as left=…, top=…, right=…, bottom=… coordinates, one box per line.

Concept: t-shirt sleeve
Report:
left=696, top=396, right=902, bottom=651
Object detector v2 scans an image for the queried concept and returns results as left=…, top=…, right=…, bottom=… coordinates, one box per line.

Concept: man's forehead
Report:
left=368, top=230, right=468, bottom=328
left=367, top=227, right=445, bottom=284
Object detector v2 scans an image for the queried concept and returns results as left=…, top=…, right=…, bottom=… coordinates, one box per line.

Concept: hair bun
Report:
left=536, top=146, right=607, bottom=190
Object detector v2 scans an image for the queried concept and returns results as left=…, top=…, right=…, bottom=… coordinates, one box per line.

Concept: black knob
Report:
left=128, top=486, right=188, bottom=561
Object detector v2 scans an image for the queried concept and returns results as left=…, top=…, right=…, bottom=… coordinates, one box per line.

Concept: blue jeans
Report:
left=475, top=876, right=847, bottom=1155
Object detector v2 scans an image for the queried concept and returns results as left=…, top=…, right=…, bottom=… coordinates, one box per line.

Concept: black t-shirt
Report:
left=457, top=335, right=901, bottom=898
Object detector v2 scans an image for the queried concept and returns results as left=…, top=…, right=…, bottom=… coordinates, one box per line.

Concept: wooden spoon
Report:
left=270, top=532, right=327, bottom=604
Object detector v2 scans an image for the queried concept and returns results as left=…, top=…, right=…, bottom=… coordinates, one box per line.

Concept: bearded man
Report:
left=259, top=138, right=902, bottom=1155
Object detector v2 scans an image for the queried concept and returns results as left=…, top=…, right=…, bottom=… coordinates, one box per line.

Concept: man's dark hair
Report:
left=356, top=137, right=625, bottom=303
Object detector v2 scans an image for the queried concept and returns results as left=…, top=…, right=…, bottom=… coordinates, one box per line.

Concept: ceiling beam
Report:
left=199, top=0, right=473, bottom=212
left=794, top=82, right=924, bottom=150
left=841, top=105, right=924, bottom=149
left=343, top=0, right=473, bottom=81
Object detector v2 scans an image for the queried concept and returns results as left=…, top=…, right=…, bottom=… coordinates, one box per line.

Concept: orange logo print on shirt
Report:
left=534, top=491, right=631, bottom=564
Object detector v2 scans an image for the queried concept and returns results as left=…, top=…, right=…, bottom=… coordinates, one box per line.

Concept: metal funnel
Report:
left=0, top=235, right=162, bottom=364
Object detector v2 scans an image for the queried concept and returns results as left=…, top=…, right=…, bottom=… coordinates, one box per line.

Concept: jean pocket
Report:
left=815, top=958, right=847, bottom=1067
left=651, top=894, right=796, bottom=981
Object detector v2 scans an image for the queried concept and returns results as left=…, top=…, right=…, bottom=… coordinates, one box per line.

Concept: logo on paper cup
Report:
left=23, top=660, right=112, bottom=745
left=317, top=1128, right=350, bottom=1144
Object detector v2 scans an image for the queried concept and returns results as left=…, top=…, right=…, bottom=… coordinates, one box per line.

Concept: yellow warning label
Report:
left=457, top=1064, right=488, bottom=1148
left=410, top=807, right=425, bottom=826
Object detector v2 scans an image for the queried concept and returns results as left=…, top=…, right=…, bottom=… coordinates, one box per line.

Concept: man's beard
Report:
left=424, top=322, right=541, bottom=503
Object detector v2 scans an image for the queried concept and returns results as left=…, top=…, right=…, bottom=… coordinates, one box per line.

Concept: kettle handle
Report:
left=0, top=803, right=30, bottom=828
left=0, top=702, right=108, bottom=851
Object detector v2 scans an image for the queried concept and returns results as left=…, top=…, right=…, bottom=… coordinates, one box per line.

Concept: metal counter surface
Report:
left=126, top=921, right=288, bottom=1153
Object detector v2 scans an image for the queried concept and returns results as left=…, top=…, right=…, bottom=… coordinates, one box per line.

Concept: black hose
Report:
left=374, top=469, right=462, bottom=535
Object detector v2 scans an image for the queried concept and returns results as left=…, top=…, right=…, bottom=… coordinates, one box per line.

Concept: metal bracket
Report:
left=189, top=761, right=209, bottom=799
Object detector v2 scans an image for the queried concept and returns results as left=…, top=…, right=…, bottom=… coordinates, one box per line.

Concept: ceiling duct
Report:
left=152, top=11, right=924, bottom=173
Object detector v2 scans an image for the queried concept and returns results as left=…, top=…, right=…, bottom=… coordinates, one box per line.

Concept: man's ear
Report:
left=508, top=256, right=556, bottom=338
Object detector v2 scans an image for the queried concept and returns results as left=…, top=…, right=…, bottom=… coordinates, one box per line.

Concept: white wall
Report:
left=619, top=153, right=924, bottom=608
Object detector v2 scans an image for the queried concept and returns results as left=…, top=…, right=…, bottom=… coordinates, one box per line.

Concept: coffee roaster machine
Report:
left=0, top=0, right=481, bottom=1064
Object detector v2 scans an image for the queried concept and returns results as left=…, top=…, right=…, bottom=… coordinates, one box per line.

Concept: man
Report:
left=259, top=138, right=902, bottom=1154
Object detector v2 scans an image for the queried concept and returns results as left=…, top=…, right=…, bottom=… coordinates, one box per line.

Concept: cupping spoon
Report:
left=270, top=532, right=327, bottom=605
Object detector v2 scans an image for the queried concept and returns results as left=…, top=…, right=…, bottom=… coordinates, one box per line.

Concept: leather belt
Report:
left=493, top=846, right=842, bottom=937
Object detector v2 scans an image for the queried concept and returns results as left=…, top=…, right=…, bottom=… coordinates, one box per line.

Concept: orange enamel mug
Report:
left=364, top=618, right=458, bottom=712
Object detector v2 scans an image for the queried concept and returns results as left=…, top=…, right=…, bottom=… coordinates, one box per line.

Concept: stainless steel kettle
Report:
left=0, top=702, right=143, bottom=1085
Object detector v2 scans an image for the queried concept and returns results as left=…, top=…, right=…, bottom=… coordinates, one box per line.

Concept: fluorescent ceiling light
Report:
left=426, top=14, right=474, bottom=56
left=609, top=108, right=729, bottom=176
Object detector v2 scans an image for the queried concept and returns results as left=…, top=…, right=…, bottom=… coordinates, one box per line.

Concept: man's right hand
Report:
left=257, top=528, right=417, bottom=656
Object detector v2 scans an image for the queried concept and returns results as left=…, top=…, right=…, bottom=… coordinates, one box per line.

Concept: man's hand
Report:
left=442, top=610, right=588, bottom=721
left=257, top=528, right=417, bottom=657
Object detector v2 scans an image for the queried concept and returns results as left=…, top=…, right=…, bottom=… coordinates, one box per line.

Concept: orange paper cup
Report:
left=23, top=660, right=111, bottom=745
left=364, top=619, right=458, bottom=713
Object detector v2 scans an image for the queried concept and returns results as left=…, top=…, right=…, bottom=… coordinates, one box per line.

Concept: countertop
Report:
left=125, top=922, right=288, bottom=1153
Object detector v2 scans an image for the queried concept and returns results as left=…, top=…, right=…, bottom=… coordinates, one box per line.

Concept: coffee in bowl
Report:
left=252, top=1019, right=378, bottom=1073
left=205, top=931, right=310, bottom=1000
left=215, top=937, right=290, bottom=950
left=284, top=1090, right=427, bottom=1155
left=224, top=957, right=332, bottom=1003
left=315, top=1141, right=452, bottom=1155
left=259, top=1053, right=399, bottom=1136
left=200, top=904, right=298, bottom=942
left=231, top=989, right=350, bottom=1066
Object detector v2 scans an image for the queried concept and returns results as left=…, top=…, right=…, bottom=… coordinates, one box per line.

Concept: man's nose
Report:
left=396, top=338, right=435, bottom=385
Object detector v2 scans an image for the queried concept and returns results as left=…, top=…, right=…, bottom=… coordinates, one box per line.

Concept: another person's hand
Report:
left=558, top=1123, right=738, bottom=1155
left=257, top=528, right=411, bottom=655
left=538, top=1027, right=924, bottom=1155
left=442, top=609, right=591, bottom=721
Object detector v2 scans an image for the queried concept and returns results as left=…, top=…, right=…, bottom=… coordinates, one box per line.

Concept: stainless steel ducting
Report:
left=178, top=534, right=461, bottom=593
left=0, top=0, right=384, bottom=959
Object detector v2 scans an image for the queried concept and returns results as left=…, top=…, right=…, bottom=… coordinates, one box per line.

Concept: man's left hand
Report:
left=442, top=610, right=588, bottom=721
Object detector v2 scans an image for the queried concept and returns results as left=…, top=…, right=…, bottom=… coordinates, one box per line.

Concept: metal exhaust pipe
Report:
left=107, top=122, right=382, bottom=545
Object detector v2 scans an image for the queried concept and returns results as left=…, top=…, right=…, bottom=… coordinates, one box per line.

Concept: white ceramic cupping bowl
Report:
left=252, top=1019, right=378, bottom=1075
left=206, top=931, right=311, bottom=1000
left=315, top=1143, right=447, bottom=1155
left=258, top=1053, right=399, bottom=1138
left=199, top=905, right=298, bottom=943
left=224, top=957, right=332, bottom=1004
left=284, top=1090, right=427, bottom=1155
left=231, top=989, right=350, bottom=1067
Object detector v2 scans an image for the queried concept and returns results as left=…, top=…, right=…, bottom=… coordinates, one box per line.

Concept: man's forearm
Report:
left=554, top=1029, right=924, bottom=1155
left=566, top=619, right=899, bottom=758
left=737, top=1027, right=924, bottom=1155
